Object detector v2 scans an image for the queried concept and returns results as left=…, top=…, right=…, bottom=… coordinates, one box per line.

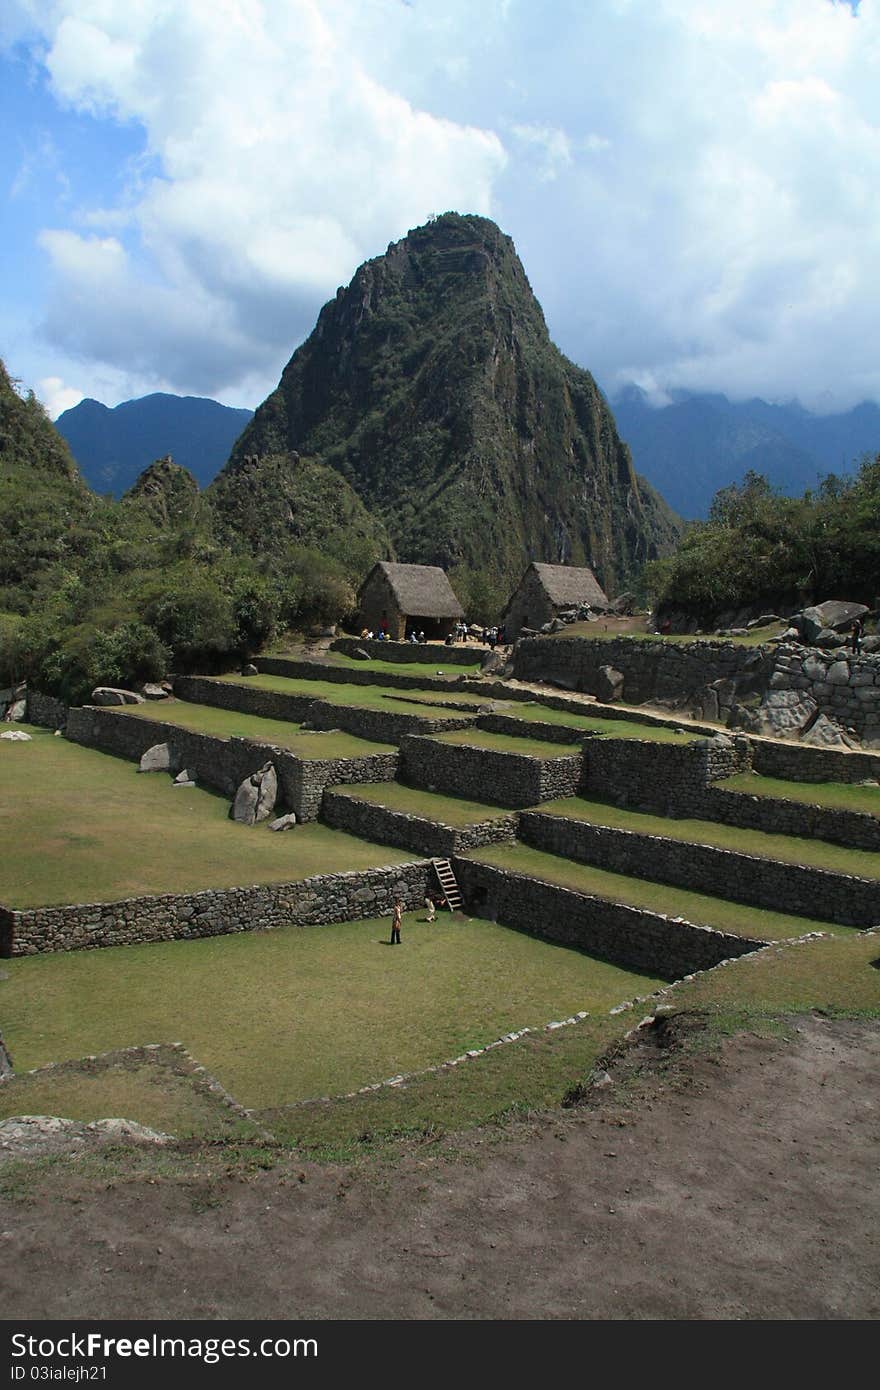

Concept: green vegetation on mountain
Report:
left=0, top=365, right=375, bottom=702
left=644, top=463, right=880, bottom=619
left=226, top=213, right=681, bottom=603
left=207, top=449, right=390, bottom=581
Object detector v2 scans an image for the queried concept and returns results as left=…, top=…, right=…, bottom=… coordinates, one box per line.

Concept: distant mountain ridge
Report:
left=56, top=393, right=253, bottom=495
left=612, top=387, right=880, bottom=518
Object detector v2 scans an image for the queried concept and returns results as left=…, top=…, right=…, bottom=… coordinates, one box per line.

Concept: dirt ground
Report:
left=1, top=1013, right=877, bottom=1321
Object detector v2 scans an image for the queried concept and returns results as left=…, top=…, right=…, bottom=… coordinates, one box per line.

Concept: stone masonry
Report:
left=399, top=734, right=584, bottom=808
left=321, top=788, right=518, bottom=858
left=452, top=858, right=763, bottom=979
left=518, top=811, right=879, bottom=928
left=3, top=862, right=430, bottom=957
left=65, top=706, right=398, bottom=822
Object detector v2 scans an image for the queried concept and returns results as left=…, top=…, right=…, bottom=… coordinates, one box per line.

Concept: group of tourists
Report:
left=448, top=621, right=505, bottom=647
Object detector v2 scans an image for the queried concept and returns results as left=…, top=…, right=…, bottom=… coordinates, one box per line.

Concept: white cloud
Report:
left=17, top=0, right=506, bottom=397
left=37, top=374, right=83, bottom=418
left=6, top=0, right=880, bottom=412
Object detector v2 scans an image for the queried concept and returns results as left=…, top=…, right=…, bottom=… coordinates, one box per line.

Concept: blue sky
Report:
left=2, top=0, right=878, bottom=418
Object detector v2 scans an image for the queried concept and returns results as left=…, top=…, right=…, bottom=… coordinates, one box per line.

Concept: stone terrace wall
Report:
left=259, top=655, right=471, bottom=694
left=700, top=785, right=880, bottom=854
left=513, top=635, right=771, bottom=706
left=26, top=690, right=68, bottom=729
left=518, top=812, right=878, bottom=927
left=3, top=862, right=430, bottom=957
left=332, top=637, right=479, bottom=666
left=749, top=735, right=880, bottom=783
left=65, top=706, right=398, bottom=822
left=461, top=679, right=719, bottom=736
left=321, top=788, right=518, bottom=858
left=399, top=735, right=584, bottom=808
left=452, top=859, right=762, bottom=980
left=173, top=675, right=476, bottom=746
left=476, top=713, right=589, bottom=745
left=761, top=645, right=880, bottom=745
left=583, top=735, right=751, bottom=815
left=174, top=674, right=318, bottom=722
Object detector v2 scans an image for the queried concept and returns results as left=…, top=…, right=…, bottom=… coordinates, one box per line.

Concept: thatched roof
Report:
left=528, top=563, right=609, bottom=609
left=360, top=562, right=465, bottom=618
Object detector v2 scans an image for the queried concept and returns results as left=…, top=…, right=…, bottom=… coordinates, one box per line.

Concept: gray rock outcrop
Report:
left=596, top=665, right=624, bottom=703
left=91, top=687, right=145, bottom=706
left=138, top=743, right=172, bottom=773
left=231, top=762, right=278, bottom=824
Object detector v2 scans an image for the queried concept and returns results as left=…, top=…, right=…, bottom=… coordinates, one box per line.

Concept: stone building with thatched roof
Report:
left=503, top=562, right=609, bottom=641
left=357, top=562, right=465, bottom=641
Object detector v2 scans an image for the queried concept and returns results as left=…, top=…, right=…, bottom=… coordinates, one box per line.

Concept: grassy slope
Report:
left=0, top=913, right=664, bottom=1109
left=538, top=795, right=880, bottom=879
left=118, top=700, right=394, bottom=759
left=334, top=782, right=512, bottom=825
left=506, top=703, right=699, bottom=743
left=0, top=728, right=412, bottom=908
left=466, top=842, right=837, bottom=940
left=430, top=727, right=582, bottom=757
left=317, top=651, right=482, bottom=677
left=721, top=771, right=880, bottom=818
left=214, top=672, right=469, bottom=720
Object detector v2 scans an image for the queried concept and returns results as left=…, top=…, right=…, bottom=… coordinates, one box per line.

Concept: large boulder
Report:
left=595, top=665, right=624, bottom=703
left=794, top=601, right=869, bottom=643
left=754, top=689, right=818, bottom=738
left=231, top=762, right=278, bottom=825
left=91, top=687, right=145, bottom=706
left=479, top=650, right=507, bottom=676
left=800, top=713, right=856, bottom=749
left=138, top=743, right=172, bottom=773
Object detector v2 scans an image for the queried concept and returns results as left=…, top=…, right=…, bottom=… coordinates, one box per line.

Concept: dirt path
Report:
left=2, top=1014, right=877, bottom=1320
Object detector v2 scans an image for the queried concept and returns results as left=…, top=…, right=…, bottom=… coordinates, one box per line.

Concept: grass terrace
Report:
left=502, top=702, right=700, bottom=743
left=0, top=728, right=412, bottom=909
left=214, top=672, right=471, bottom=720
left=537, top=795, right=880, bottom=879
left=465, top=842, right=837, bottom=941
left=117, top=699, right=395, bottom=759
left=316, top=650, right=482, bottom=678
left=0, top=913, right=665, bottom=1111
left=720, top=771, right=880, bottom=818
left=334, top=782, right=513, bottom=825
left=429, top=727, right=583, bottom=758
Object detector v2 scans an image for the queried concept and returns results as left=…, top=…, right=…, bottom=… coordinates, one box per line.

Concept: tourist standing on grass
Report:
left=424, top=895, right=436, bottom=922
left=390, top=898, right=403, bottom=945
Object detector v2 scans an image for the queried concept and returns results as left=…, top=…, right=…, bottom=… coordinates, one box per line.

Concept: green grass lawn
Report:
left=466, top=842, right=838, bottom=940
left=537, top=795, right=880, bottom=879
left=720, top=770, right=880, bottom=818
left=118, top=699, right=394, bottom=759
left=430, top=727, right=583, bottom=758
left=675, top=928, right=880, bottom=1019
left=0, top=728, right=412, bottom=908
left=318, top=651, right=482, bottom=677
left=0, top=913, right=665, bottom=1109
left=504, top=703, right=699, bottom=743
left=0, top=1051, right=262, bottom=1139
left=335, top=782, right=513, bottom=825
left=215, top=672, right=470, bottom=720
